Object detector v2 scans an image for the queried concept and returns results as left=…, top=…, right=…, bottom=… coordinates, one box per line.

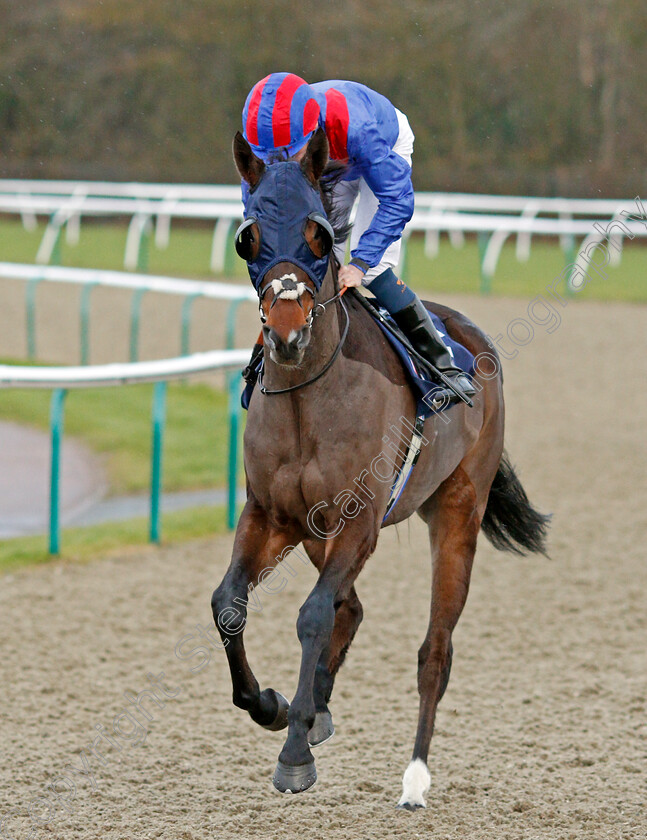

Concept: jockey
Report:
left=240, top=72, right=475, bottom=404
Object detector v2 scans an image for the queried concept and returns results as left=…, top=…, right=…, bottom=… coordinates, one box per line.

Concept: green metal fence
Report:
left=0, top=350, right=251, bottom=554
left=1, top=263, right=256, bottom=553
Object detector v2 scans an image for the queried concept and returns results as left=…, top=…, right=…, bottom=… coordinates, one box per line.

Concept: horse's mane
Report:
left=319, top=160, right=353, bottom=245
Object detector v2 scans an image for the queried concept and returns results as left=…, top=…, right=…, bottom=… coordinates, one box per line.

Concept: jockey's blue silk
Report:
left=243, top=162, right=331, bottom=290
left=241, top=79, right=414, bottom=271
left=312, top=81, right=414, bottom=270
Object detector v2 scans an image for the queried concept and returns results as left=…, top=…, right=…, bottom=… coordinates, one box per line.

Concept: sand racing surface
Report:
left=0, top=294, right=645, bottom=839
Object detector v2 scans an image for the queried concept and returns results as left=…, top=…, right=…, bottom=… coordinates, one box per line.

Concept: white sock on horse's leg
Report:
left=397, top=758, right=431, bottom=809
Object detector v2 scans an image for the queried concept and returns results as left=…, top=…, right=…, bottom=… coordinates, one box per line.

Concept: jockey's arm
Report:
left=350, top=150, right=415, bottom=273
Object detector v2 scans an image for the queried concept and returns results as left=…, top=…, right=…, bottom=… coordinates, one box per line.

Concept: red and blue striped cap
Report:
left=242, top=73, right=320, bottom=162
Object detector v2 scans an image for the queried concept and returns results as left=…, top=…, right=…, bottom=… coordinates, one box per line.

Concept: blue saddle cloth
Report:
left=371, top=304, right=475, bottom=418
left=241, top=300, right=475, bottom=416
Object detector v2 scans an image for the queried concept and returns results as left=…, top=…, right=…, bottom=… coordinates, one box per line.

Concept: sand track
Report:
left=0, top=295, right=645, bottom=839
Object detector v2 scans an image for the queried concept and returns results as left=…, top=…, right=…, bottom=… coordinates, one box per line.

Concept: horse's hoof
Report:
left=261, top=689, right=290, bottom=731
left=397, top=801, right=425, bottom=811
left=397, top=759, right=430, bottom=810
left=308, top=710, right=334, bottom=747
left=272, top=759, right=317, bottom=794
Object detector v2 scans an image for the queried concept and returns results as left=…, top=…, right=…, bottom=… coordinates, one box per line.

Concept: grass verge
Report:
left=1, top=216, right=645, bottom=301
left=405, top=237, right=647, bottom=303
left=0, top=376, right=244, bottom=495
left=0, top=217, right=246, bottom=279
left=0, top=504, right=228, bottom=573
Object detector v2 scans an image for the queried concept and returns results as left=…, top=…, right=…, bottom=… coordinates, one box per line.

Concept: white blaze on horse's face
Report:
left=261, top=268, right=315, bottom=366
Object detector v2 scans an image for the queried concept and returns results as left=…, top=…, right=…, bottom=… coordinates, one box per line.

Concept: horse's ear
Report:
left=300, top=127, right=329, bottom=186
left=233, top=131, right=265, bottom=188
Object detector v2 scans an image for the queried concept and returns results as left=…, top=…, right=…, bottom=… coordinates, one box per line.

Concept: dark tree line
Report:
left=1, top=0, right=645, bottom=196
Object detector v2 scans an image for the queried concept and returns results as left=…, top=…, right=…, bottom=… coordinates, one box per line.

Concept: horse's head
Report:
left=233, top=128, right=334, bottom=366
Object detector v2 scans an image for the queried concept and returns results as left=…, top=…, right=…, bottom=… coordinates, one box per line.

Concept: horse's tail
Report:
left=480, top=452, right=551, bottom=556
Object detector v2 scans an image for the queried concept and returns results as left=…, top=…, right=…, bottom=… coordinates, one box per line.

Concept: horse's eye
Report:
left=235, top=218, right=261, bottom=261
left=305, top=213, right=334, bottom=258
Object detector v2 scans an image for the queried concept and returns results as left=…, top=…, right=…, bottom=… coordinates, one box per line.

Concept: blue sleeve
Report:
left=349, top=126, right=414, bottom=268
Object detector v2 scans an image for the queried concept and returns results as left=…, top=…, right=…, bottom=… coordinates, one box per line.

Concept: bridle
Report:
left=257, top=275, right=316, bottom=327
left=237, top=162, right=350, bottom=396
left=257, top=268, right=350, bottom=396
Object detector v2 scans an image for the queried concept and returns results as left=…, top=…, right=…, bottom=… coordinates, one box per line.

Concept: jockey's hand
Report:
left=338, top=263, right=365, bottom=289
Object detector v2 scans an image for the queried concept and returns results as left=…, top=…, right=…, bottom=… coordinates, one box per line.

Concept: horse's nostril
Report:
left=264, top=324, right=310, bottom=363
left=265, top=328, right=278, bottom=350
left=287, top=330, right=301, bottom=350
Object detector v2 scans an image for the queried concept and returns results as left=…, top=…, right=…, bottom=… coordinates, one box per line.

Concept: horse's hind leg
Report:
left=303, top=539, right=364, bottom=747
left=398, top=466, right=481, bottom=810
left=211, top=499, right=301, bottom=730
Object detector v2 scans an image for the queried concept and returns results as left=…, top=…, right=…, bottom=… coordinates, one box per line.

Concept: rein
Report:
left=258, top=284, right=350, bottom=396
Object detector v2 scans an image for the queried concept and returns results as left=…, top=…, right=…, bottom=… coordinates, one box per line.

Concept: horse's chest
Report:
left=243, top=360, right=411, bottom=523
left=247, top=453, right=321, bottom=520
left=245, top=427, right=343, bottom=521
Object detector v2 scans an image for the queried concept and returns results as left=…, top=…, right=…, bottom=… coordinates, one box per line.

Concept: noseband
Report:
left=257, top=269, right=350, bottom=396
left=258, top=273, right=316, bottom=326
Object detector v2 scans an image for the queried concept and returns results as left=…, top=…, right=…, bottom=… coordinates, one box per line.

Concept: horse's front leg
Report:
left=309, top=585, right=363, bottom=746
left=212, top=499, right=301, bottom=730
left=302, top=540, right=364, bottom=748
left=273, top=524, right=376, bottom=793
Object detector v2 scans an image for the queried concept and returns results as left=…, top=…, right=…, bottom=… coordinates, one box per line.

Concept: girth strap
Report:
left=382, top=413, right=426, bottom=522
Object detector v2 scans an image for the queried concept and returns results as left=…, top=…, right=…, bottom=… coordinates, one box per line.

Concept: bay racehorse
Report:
left=212, top=128, right=549, bottom=809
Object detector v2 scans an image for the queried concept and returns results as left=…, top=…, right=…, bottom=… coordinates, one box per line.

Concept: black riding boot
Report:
left=392, top=297, right=476, bottom=406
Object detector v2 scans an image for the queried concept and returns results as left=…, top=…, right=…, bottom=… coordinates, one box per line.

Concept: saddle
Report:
left=361, top=297, right=475, bottom=418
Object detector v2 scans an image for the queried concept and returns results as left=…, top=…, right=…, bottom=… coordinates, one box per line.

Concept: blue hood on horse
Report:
left=235, top=162, right=334, bottom=291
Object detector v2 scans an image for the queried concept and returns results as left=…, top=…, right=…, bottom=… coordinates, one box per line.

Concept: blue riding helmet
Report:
left=234, top=162, right=334, bottom=291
